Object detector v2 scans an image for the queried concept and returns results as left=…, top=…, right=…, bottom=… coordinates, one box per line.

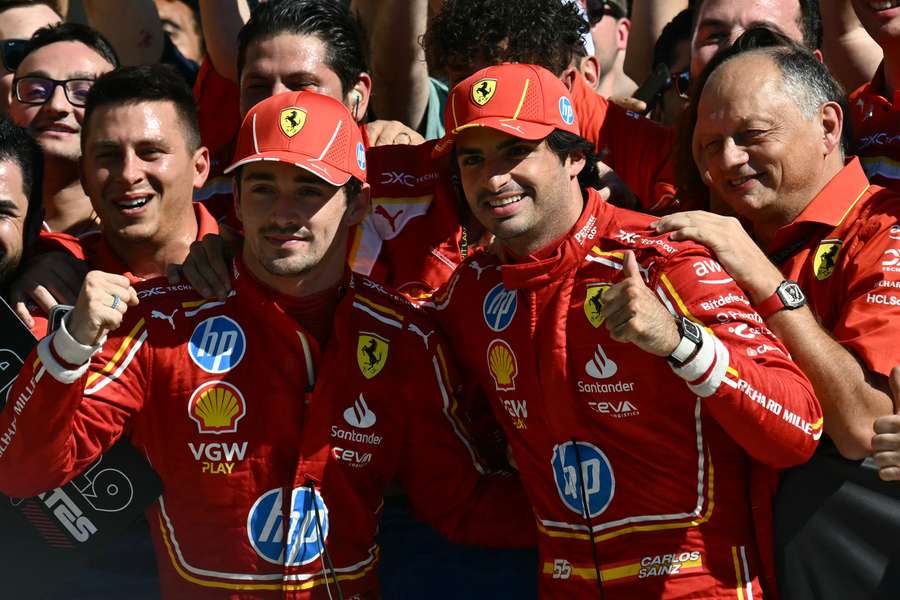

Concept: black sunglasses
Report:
left=587, top=0, right=625, bottom=25
left=0, top=39, right=27, bottom=73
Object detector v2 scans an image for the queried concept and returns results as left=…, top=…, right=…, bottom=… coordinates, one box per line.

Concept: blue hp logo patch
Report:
left=188, top=316, right=246, bottom=374
left=356, top=141, right=366, bottom=171
left=247, top=487, right=328, bottom=566
left=559, top=96, right=575, bottom=125
left=483, top=283, right=517, bottom=332
left=551, top=441, right=614, bottom=518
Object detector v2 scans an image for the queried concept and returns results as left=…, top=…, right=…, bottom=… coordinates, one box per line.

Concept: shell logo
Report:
left=487, top=339, right=518, bottom=392
left=188, top=381, right=247, bottom=434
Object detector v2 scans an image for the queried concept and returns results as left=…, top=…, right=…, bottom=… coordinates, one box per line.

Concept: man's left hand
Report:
left=652, top=210, right=783, bottom=303
left=602, top=250, right=680, bottom=357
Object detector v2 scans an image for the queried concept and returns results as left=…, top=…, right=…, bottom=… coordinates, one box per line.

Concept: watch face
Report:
left=681, top=318, right=702, bottom=343
left=778, top=282, right=806, bottom=308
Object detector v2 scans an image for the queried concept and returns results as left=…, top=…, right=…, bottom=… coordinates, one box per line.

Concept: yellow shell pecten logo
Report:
left=188, top=381, right=247, bottom=434
left=471, top=78, right=497, bottom=106
left=813, top=238, right=842, bottom=281
left=487, top=339, right=518, bottom=392
left=279, top=107, right=307, bottom=137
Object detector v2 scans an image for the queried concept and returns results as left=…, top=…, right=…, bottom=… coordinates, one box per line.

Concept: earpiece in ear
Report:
left=350, top=90, right=363, bottom=119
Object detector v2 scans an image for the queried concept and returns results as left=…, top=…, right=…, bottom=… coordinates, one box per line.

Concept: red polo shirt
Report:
left=848, top=63, right=900, bottom=192
left=769, top=157, right=900, bottom=377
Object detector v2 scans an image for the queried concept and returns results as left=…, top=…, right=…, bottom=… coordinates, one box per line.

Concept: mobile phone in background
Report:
left=48, top=304, right=73, bottom=333
left=631, top=63, right=672, bottom=115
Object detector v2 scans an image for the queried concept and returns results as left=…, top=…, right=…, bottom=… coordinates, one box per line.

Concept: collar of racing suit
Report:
left=499, top=187, right=610, bottom=290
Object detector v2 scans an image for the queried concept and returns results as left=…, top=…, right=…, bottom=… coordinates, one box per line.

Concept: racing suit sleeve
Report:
left=0, top=313, right=148, bottom=498
left=830, top=220, right=900, bottom=378
left=397, top=325, right=536, bottom=548
left=651, top=249, right=823, bottom=468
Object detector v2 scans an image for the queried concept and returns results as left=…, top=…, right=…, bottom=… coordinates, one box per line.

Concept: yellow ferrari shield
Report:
left=357, top=333, right=389, bottom=379
left=584, top=284, right=609, bottom=328
left=471, top=78, right=497, bottom=106
left=813, top=239, right=842, bottom=281
left=279, top=107, right=307, bottom=137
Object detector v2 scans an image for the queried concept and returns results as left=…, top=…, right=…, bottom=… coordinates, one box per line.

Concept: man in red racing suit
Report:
left=429, top=63, right=822, bottom=599
left=0, top=90, right=535, bottom=599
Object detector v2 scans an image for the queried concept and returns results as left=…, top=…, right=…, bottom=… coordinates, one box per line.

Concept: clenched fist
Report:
left=67, top=271, right=139, bottom=346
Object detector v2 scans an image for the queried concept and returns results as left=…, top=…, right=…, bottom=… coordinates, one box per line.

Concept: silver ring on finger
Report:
left=110, top=294, right=121, bottom=310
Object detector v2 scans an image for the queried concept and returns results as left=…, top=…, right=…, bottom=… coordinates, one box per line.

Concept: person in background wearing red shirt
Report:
left=848, top=0, right=900, bottom=191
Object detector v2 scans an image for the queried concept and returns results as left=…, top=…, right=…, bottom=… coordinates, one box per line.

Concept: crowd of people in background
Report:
left=0, top=0, right=898, bottom=598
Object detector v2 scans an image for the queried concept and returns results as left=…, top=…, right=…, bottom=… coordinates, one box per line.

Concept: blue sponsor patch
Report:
left=188, top=316, right=246, bottom=374
left=483, top=283, right=517, bottom=332
left=356, top=141, right=366, bottom=171
left=551, top=441, right=614, bottom=518
left=559, top=96, right=575, bottom=125
left=247, top=486, right=329, bottom=566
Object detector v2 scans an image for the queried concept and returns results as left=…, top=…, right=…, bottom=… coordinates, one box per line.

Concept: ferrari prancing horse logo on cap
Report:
left=471, top=78, right=497, bottom=106
left=279, top=107, right=307, bottom=137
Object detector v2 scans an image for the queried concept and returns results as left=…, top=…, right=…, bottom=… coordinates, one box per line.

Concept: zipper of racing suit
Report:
left=572, top=437, right=606, bottom=599
left=297, top=330, right=344, bottom=600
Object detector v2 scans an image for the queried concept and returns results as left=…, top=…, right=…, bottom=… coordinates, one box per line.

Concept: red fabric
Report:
left=193, top=57, right=241, bottom=178
left=569, top=71, right=679, bottom=213
left=0, top=266, right=535, bottom=599
left=430, top=188, right=821, bottom=598
left=35, top=230, right=89, bottom=260
left=848, top=63, right=900, bottom=192
left=771, top=157, right=900, bottom=377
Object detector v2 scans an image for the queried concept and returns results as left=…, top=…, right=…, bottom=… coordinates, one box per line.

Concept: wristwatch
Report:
left=754, top=280, right=806, bottom=320
left=668, top=316, right=703, bottom=367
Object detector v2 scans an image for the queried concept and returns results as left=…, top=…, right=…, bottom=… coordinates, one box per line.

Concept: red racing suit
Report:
left=849, top=64, right=900, bottom=192
left=0, top=262, right=535, bottom=599
left=351, top=72, right=678, bottom=301
left=429, top=188, right=822, bottom=599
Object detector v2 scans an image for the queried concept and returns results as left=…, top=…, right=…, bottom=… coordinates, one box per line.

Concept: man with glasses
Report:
left=586, top=0, right=637, bottom=98
left=8, top=22, right=117, bottom=237
left=0, top=1, right=60, bottom=115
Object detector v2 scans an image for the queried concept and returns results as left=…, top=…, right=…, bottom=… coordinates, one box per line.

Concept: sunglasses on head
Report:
left=0, top=39, right=27, bottom=73
left=587, top=0, right=625, bottom=25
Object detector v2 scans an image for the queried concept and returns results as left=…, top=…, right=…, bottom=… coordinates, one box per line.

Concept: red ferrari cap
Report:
left=433, top=63, right=579, bottom=156
left=225, top=90, right=367, bottom=185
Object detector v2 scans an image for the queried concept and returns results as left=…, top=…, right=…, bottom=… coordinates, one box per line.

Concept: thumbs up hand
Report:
left=601, top=250, right=681, bottom=357
left=872, top=366, right=900, bottom=481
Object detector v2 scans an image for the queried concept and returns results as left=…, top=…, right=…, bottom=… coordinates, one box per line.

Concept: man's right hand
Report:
left=68, top=271, right=138, bottom=346
left=169, top=233, right=233, bottom=299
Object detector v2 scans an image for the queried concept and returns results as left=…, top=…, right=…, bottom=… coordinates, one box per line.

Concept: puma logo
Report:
left=151, top=308, right=178, bottom=329
left=374, top=205, right=404, bottom=232
left=469, top=261, right=489, bottom=280
left=408, top=323, right=435, bottom=350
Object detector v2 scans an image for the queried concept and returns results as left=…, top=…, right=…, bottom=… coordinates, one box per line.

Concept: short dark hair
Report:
left=546, top=129, right=602, bottom=190
left=690, top=0, right=822, bottom=52
left=676, top=27, right=846, bottom=199
left=653, top=8, right=693, bottom=71
left=0, top=1, right=61, bottom=18
left=82, top=64, right=201, bottom=152
left=20, top=22, right=118, bottom=70
left=424, top=0, right=588, bottom=77
left=237, top=0, right=367, bottom=95
left=0, top=117, right=43, bottom=252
